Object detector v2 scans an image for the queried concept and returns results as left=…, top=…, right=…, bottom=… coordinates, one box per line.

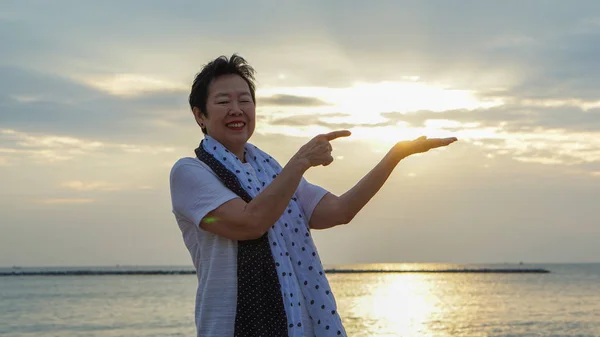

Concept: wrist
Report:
left=390, top=144, right=409, bottom=162
left=289, top=155, right=311, bottom=173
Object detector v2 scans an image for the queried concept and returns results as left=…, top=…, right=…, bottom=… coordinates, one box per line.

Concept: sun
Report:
left=257, top=80, right=502, bottom=145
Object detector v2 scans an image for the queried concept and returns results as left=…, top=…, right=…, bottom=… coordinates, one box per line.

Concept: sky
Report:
left=1, top=0, right=599, bottom=267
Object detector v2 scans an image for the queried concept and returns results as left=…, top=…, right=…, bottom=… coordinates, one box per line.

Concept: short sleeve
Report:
left=170, top=158, right=239, bottom=227
left=296, top=177, right=329, bottom=221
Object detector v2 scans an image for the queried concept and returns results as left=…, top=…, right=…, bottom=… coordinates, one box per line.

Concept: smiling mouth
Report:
left=226, top=122, right=246, bottom=130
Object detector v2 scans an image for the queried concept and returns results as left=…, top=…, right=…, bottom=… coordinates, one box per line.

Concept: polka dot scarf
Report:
left=196, top=136, right=346, bottom=337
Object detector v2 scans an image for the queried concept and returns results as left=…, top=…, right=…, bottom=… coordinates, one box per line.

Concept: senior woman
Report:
left=169, top=54, right=457, bottom=337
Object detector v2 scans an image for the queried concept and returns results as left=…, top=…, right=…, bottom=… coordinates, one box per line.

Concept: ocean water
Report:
left=1, top=263, right=599, bottom=336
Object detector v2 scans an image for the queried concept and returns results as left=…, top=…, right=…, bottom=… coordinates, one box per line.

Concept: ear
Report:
left=192, top=107, right=206, bottom=127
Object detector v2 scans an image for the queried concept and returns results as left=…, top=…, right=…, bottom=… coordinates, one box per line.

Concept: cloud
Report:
left=268, top=113, right=390, bottom=129
left=0, top=66, right=190, bottom=142
left=60, top=181, right=121, bottom=192
left=3, top=1, right=600, bottom=149
left=0, top=66, right=99, bottom=103
left=259, top=94, right=330, bottom=107
left=37, top=198, right=95, bottom=205
left=2, top=0, right=600, bottom=267
left=508, top=31, right=600, bottom=101
left=267, top=102, right=600, bottom=135
left=263, top=102, right=600, bottom=168
left=0, top=129, right=175, bottom=164
left=78, top=74, right=187, bottom=97
left=59, top=180, right=155, bottom=192
left=382, top=104, right=600, bottom=133
left=2, top=1, right=597, bottom=93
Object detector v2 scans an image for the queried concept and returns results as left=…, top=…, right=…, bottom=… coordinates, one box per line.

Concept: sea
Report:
left=1, top=263, right=599, bottom=337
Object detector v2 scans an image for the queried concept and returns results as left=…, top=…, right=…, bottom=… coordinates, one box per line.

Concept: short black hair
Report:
left=189, top=54, right=256, bottom=134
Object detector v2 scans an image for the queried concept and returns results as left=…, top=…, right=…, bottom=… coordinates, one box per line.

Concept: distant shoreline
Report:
left=0, top=268, right=550, bottom=276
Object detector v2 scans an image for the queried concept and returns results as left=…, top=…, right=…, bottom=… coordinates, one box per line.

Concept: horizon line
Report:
left=2, top=261, right=600, bottom=269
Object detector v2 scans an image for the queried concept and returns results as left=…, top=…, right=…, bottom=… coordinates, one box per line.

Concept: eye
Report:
left=216, top=101, right=229, bottom=105
left=239, top=94, right=252, bottom=103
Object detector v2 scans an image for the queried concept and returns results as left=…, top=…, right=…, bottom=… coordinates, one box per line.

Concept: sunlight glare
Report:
left=258, top=80, right=503, bottom=146
left=327, top=81, right=501, bottom=117
left=259, top=80, right=503, bottom=120
left=351, top=274, right=439, bottom=336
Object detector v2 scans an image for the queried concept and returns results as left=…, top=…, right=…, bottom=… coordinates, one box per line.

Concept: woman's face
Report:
left=196, top=74, right=256, bottom=151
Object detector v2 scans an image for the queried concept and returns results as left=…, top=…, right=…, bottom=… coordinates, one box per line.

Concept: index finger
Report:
left=324, top=130, right=352, bottom=141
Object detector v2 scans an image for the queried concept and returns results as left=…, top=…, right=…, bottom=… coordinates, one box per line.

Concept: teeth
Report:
left=227, top=122, right=245, bottom=128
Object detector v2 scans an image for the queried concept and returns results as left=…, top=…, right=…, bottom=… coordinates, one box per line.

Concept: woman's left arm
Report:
left=309, top=136, right=457, bottom=230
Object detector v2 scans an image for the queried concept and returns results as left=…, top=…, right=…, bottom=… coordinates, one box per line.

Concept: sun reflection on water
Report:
left=329, top=268, right=453, bottom=337
left=361, top=274, right=437, bottom=335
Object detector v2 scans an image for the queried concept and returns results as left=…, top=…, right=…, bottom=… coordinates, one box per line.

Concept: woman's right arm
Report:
left=199, top=130, right=351, bottom=241
left=200, top=159, right=308, bottom=240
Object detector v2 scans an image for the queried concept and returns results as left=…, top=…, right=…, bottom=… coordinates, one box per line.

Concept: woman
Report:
left=169, top=54, right=457, bottom=337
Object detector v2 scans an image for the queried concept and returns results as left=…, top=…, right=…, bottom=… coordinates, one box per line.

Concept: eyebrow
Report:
left=213, top=92, right=251, bottom=101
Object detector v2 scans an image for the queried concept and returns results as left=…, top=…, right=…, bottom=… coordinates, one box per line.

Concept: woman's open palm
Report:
left=394, top=136, right=458, bottom=158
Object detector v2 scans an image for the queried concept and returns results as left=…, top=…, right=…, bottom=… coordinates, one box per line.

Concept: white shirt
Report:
left=170, top=157, right=329, bottom=337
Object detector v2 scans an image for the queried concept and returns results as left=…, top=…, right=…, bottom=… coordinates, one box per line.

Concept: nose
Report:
left=228, top=102, right=243, bottom=116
